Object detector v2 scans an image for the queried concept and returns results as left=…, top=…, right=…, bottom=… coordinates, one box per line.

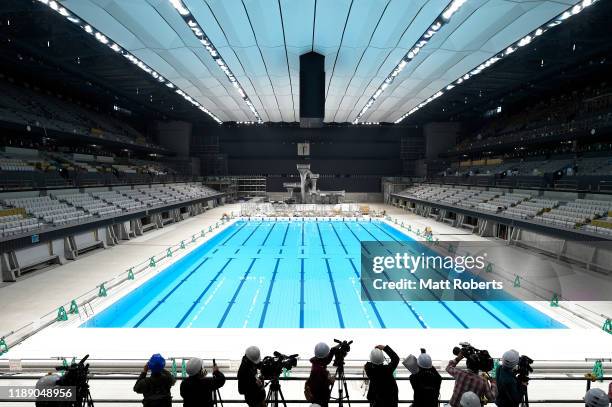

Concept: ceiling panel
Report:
left=60, top=0, right=587, bottom=123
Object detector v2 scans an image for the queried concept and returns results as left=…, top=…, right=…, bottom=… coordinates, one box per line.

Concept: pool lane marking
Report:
left=217, top=258, right=258, bottom=328
left=221, top=223, right=248, bottom=245
left=329, top=222, right=348, bottom=254
left=349, top=222, right=432, bottom=328
left=300, top=257, right=305, bottom=328
left=347, top=258, right=385, bottom=328
left=186, top=277, right=226, bottom=327
left=242, top=222, right=263, bottom=245
left=359, top=223, right=467, bottom=329
left=325, top=258, right=344, bottom=328
left=175, top=258, right=234, bottom=327
left=315, top=222, right=326, bottom=255
left=243, top=277, right=264, bottom=328
left=370, top=222, right=511, bottom=329
left=133, top=257, right=211, bottom=327
left=258, top=258, right=281, bottom=328
left=281, top=223, right=290, bottom=246
left=261, top=223, right=276, bottom=245
left=301, top=222, right=305, bottom=246
left=342, top=222, right=371, bottom=255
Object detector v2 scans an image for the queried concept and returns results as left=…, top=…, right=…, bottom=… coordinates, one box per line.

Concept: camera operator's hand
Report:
left=213, top=364, right=219, bottom=373
left=454, top=351, right=464, bottom=362
left=375, top=345, right=386, bottom=350
left=142, top=363, right=149, bottom=374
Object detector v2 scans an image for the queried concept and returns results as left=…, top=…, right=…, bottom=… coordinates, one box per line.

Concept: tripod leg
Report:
left=277, top=387, right=287, bottom=407
left=342, top=377, right=351, bottom=407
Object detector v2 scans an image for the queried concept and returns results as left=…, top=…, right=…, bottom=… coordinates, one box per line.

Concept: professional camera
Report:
left=55, top=354, right=94, bottom=407
left=332, top=339, right=353, bottom=367
left=259, top=351, right=298, bottom=380
left=452, top=342, right=494, bottom=372
left=516, top=355, right=533, bottom=383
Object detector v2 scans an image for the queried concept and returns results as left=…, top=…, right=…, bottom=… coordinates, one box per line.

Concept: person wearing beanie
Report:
left=133, top=354, right=176, bottom=407
left=460, top=391, right=482, bottom=407
left=238, top=346, right=265, bottom=407
left=305, top=341, right=341, bottom=407
left=180, top=358, right=226, bottom=407
left=364, top=344, right=400, bottom=406
left=494, top=349, right=525, bottom=407
left=407, top=351, right=442, bottom=407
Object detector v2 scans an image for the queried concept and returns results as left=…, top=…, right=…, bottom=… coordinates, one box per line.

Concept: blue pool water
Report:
left=83, top=220, right=564, bottom=329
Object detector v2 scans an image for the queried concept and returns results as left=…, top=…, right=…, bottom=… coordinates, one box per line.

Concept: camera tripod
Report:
left=330, top=358, right=351, bottom=407
left=212, top=387, right=223, bottom=407
left=265, top=378, right=287, bottom=407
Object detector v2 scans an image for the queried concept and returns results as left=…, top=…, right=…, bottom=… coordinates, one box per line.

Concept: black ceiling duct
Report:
left=299, top=52, right=325, bottom=128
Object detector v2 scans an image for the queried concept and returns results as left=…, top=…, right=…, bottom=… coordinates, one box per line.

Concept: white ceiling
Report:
left=61, top=0, right=581, bottom=123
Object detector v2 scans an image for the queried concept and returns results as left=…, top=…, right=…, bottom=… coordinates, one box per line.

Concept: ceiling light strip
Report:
left=169, top=0, right=263, bottom=124
left=35, top=0, right=223, bottom=124
left=352, top=0, right=467, bottom=124
left=394, top=0, right=598, bottom=123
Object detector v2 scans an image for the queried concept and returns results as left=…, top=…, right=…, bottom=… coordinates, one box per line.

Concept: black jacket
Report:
left=364, top=346, right=400, bottom=407
left=306, top=350, right=335, bottom=407
left=495, top=366, right=524, bottom=407
left=409, top=367, right=442, bottom=407
left=133, top=369, right=176, bottom=407
left=237, top=356, right=265, bottom=405
left=180, top=371, right=226, bottom=407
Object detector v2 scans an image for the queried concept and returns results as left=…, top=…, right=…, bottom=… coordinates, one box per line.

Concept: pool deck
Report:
left=1, top=203, right=611, bottom=363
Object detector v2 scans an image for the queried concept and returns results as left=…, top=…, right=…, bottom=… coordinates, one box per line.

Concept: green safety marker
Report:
left=485, top=263, right=493, bottom=273
left=513, top=275, right=521, bottom=288
left=180, top=240, right=186, bottom=250
left=209, top=226, right=213, bottom=232
left=127, top=268, right=135, bottom=280
left=416, top=229, right=421, bottom=236
left=282, top=367, right=291, bottom=378
left=394, top=218, right=398, bottom=224
left=602, top=319, right=612, bottom=334
left=0, top=338, right=8, bottom=356
left=181, top=359, right=187, bottom=379
left=57, top=306, right=68, bottom=321
left=407, top=225, right=412, bottom=231
left=434, top=238, right=439, bottom=245
left=550, top=293, right=559, bottom=307
left=401, top=222, right=404, bottom=227
left=215, top=222, right=219, bottom=228
left=149, top=257, right=156, bottom=267
left=592, top=360, right=604, bottom=381
left=171, top=359, right=178, bottom=378
left=201, top=230, right=205, bottom=238
left=192, top=235, right=196, bottom=243
left=448, top=244, right=455, bottom=253
left=98, top=283, right=107, bottom=297
left=68, top=300, right=79, bottom=315
left=167, top=247, right=173, bottom=258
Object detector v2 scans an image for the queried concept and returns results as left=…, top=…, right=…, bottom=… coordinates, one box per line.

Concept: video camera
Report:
left=55, top=354, right=92, bottom=407
left=453, top=342, right=494, bottom=372
left=332, top=339, right=352, bottom=367
left=259, top=351, right=298, bottom=380
left=516, top=355, right=533, bottom=383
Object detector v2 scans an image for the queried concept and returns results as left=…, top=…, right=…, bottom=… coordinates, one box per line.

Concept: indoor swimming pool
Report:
left=82, top=220, right=564, bottom=329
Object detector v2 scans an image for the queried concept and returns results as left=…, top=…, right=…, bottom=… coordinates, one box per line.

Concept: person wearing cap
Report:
left=134, top=354, right=176, bottom=407
left=407, top=351, right=442, bottom=407
left=180, top=358, right=226, bottom=407
left=446, top=349, right=497, bottom=407
left=238, top=346, right=265, bottom=407
left=305, top=342, right=340, bottom=407
left=584, top=388, right=610, bottom=407
left=494, top=349, right=526, bottom=407
left=364, top=344, right=400, bottom=406
left=35, top=373, right=60, bottom=407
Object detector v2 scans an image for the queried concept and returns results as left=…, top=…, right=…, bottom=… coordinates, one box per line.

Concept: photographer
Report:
left=35, top=373, right=60, bottom=407
left=407, top=352, right=442, bottom=407
left=584, top=388, right=609, bottom=407
left=494, top=350, right=525, bottom=407
left=238, top=346, right=265, bottom=407
left=305, top=342, right=337, bottom=407
left=446, top=349, right=497, bottom=407
left=180, top=358, right=226, bottom=407
left=364, top=344, right=400, bottom=407
left=133, top=354, right=176, bottom=407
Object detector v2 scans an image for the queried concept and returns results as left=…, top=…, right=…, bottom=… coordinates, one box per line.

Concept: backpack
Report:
left=304, top=378, right=314, bottom=402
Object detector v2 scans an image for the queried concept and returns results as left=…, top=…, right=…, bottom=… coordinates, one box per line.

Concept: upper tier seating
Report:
left=503, top=199, right=558, bottom=219
left=53, top=193, right=122, bottom=217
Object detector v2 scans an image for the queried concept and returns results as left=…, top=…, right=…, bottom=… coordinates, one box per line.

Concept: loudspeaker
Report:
left=299, top=52, right=325, bottom=128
